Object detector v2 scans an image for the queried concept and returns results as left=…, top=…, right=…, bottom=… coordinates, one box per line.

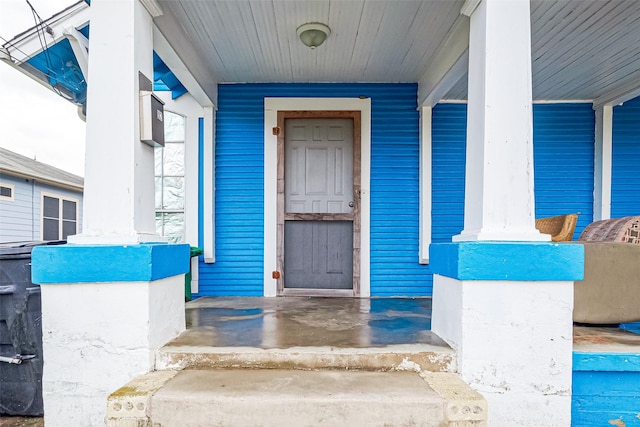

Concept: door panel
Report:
left=283, top=118, right=354, bottom=291
left=284, top=221, right=353, bottom=289
left=285, top=119, right=353, bottom=214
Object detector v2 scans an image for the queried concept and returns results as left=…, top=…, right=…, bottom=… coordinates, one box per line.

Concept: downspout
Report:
left=32, top=179, right=36, bottom=240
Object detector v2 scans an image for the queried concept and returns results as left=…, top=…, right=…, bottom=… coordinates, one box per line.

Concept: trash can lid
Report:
left=0, top=241, right=66, bottom=258
left=190, top=246, right=204, bottom=257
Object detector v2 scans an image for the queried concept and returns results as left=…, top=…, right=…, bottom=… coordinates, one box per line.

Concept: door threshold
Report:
left=280, top=288, right=356, bottom=298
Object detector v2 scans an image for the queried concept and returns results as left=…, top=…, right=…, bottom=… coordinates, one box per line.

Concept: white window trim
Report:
left=264, top=97, right=372, bottom=297
left=155, top=111, right=187, bottom=244
left=40, top=191, right=79, bottom=240
left=0, top=183, right=15, bottom=202
left=419, top=106, right=432, bottom=264
left=594, top=105, right=613, bottom=221
left=156, top=92, right=215, bottom=295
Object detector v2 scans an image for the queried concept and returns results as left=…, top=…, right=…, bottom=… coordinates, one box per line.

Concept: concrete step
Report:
left=107, top=369, right=487, bottom=427
left=156, top=335, right=456, bottom=373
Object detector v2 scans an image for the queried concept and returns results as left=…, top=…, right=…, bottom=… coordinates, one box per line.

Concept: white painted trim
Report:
left=0, top=183, right=15, bottom=202
left=460, top=0, right=482, bottom=17
left=418, top=17, right=470, bottom=108
left=157, top=92, right=206, bottom=290
left=419, top=107, right=432, bottom=264
left=264, top=98, right=371, bottom=297
left=593, top=105, right=613, bottom=221
left=532, top=100, right=593, bottom=104
left=140, top=0, right=163, bottom=18
left=203, top=107, right=216, bottom=263
left=593, top=84, right=640, bottom=110
left=152, top=26, right=216, bottom=108
left=63, top=27, right=89, bottom=82
left=438, top=100, right=594, bottom=104
left=40, top=191, right=79, bottom=240
left=1, top=2, right=90, bottom=62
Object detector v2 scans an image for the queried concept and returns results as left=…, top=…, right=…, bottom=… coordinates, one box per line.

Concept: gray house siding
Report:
left=0, top=172, right=83, bottom=243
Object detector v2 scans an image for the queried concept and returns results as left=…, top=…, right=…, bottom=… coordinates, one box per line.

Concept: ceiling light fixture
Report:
left=297, top=23, right=331, bottom=49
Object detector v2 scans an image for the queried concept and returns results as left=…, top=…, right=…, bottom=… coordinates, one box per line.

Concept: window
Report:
left=0, top=184, right=14, bottom=201
left=155, top=111, right=186, bottom=243
left=41, top=193, right=78, bottom=240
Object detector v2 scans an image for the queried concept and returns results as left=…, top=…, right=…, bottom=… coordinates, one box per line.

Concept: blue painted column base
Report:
left=430, top=242, right=585, bottom=426
left=430, top=241, right=584, bottom=281
left=32, top=243, right=190, bottom=284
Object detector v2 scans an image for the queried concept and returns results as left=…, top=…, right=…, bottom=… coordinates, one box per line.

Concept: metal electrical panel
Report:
left=139, top=72, right=165, bottom=147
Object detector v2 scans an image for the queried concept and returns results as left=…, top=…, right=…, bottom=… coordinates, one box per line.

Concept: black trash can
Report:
left=0, top=241, right=64, bottom=416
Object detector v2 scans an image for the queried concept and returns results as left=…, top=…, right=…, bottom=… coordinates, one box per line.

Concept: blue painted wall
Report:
left=533, top=103, right=595, bottom=237
left=431, top=104, right=466, bottom=245
left=196, top=86, right=595, bottom=297
left=196, top=83, right=429, bottom=297
left=612, top=96, right=640, bottom=218
left=572, top=351, right=640, bottom=426
left=431, top=102, right=595, bottom=241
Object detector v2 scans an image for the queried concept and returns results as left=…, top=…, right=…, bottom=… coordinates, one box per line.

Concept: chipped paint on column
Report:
left=40, top=276, right=185, bottom=427
left=433, top=275, right=574, bottom=426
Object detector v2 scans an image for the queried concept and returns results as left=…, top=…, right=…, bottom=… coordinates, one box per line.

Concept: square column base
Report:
left=40, top=277, right=185, bottom=427
left=32, top=243, right=190, bottom=426
left=432, top=275, right=573, bottom=426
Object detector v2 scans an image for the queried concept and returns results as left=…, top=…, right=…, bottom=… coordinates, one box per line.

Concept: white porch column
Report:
left=454, top=0, right=546, bottom=242
left=593, top=105, right=613, bottom=221
left=69, top=0, right=158, bottom=244
left=31, top=1, right=189, bottom=426
left=431, top=1, right=584, bottom=425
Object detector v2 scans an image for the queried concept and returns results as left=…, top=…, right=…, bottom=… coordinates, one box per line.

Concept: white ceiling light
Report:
left=297, top=23, right=331, bottom=49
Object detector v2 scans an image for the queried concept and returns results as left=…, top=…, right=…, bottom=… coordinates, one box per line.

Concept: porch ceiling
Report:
left=155, top=0, right=640, bottom=105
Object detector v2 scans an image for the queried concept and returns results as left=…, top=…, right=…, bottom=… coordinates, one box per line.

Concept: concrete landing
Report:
left=107, top=370, right=487, bottom=427
left=157, top=297, right=455, bottom=372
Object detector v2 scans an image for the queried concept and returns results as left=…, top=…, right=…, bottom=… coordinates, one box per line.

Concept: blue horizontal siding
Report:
left=196, top=83, right=431, bottom=297
left=533, top=104, right=595, bottom=238
left=612, top=96, right=640, bottom=218
left=431, top=103, right=595, bottom=243
left=572, top=350, right=640, bottom=427
left=197, top=87, right=597, bottom=297
left=431, top=103, right=466, bottom=248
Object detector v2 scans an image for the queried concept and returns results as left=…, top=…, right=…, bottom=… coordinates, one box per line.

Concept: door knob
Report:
left=348, top=201, right=354, bottom=207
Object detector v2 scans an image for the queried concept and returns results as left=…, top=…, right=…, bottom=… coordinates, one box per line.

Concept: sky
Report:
left=0, top=0, right=86, bottom=176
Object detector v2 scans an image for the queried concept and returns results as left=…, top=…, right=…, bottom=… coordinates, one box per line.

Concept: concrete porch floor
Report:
left=157, top=296, right=455, bottom=372
left=182, top=296, right=444, bottom=348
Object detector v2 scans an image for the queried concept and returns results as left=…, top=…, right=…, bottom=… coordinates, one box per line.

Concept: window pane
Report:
left=163, top=142, right=184, bottom=176
left=155, top=212, right=164, bottom=236
left=62, top=200, right=77, bottom=221
left=164, top=112, right=185, bottom=142
left=162, top=177, right=184, bottom=210
left=62, top=220, right=76, bottom=239
left=162, top=212, right=184, bottom=243
left=155, top=177, right=163, bottom=209
left=0, top=186, right=11, bottom=198
left=154, top=147, right=164, bottom=176
left=43, top=196, right=59, bottom=219
left=43, top=218, right=59, bottom=240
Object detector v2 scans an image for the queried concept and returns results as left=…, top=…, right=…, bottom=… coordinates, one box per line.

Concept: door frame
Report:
left=263, top=98, right=371, bottom=297
left=277, top=111, right=361, bottom=297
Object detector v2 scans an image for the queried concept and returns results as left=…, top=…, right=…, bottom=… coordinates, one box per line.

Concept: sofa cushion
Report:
left=578, top=216, right=640, bottom=244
